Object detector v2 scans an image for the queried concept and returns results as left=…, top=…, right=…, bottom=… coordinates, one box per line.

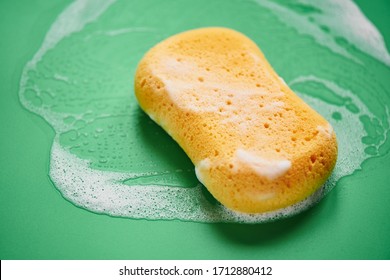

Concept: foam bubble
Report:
left=31, top=0, right=116, bottom=68
left=51, top=139, right=331, bottom=222
left=235, top=149, right=291, bottom=180
left=194, top=158, right=211, bottom=185
left=254, top=0, right=390, bottom=66
left=290, top=75, right=389, bottom=179
left=19, top=0, right=390, bottom=223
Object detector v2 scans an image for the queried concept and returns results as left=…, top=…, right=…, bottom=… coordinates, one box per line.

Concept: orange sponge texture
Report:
left=134, top=27, right=337, bottom=214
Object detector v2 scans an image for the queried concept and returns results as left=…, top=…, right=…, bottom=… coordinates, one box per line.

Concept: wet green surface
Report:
left=1, top=0, right=390, bottom=259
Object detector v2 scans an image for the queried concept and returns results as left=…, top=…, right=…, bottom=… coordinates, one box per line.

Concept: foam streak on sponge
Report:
left=134, top=27, right=337, bottom=214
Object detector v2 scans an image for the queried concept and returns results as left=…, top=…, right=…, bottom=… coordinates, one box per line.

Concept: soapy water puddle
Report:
left=19, top=0, right=390, bottom=223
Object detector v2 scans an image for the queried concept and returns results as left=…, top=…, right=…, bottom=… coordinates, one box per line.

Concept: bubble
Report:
left=19, top=0, right=390, bottom=223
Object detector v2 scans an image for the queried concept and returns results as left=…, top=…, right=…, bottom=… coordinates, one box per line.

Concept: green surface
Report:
left=1, top=0, right=390, bottom=259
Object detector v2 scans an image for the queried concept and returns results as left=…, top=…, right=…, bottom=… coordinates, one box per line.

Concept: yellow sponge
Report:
left=134, top=27, right=337, bottom=214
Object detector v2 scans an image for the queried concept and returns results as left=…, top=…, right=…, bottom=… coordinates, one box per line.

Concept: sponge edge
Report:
left=134, top=27, right=338, bottom=214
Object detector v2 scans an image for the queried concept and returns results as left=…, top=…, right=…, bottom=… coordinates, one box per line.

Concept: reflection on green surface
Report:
left=19, top=0, right=390, bottom=222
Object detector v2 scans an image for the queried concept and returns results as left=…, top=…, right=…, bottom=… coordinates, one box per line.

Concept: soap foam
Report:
left=194, top=158, right=211, bottom=185
left=317, top=124, right=333, bottom=138
left=290, top=75, right=390, bottom=181
left=31, top=0, right=116, bottom=68
left=255, top=0, right=390, bottom=66
left=19, top=0, right=390, bottom=223
left=51, top=139, right=329, bottom=222
left=235, top=149, right=291, bottom=180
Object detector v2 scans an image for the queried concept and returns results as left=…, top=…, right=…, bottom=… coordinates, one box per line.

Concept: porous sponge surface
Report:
left=135, top=27, right=337, bottom=214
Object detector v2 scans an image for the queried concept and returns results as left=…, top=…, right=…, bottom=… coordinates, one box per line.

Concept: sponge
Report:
left=134, top=27, right=337, bottom=214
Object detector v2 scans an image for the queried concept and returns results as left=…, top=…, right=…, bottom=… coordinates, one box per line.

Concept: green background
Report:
left=1, top=0, right=389, bottom=259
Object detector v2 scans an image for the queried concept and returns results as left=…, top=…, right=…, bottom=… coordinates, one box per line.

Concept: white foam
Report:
left=31, top=0, right=116, bottom=68
left=50, top=139, right=330, bottom=222
left=255, top=0, right=390, bottom=66
left=317, top=123, right=334, bottom=138
left=18, top=0, right=390, bottom=223
left=255, top=0, right=360, bottom=63
left=53, top=73, right=70, bottom=82
left=299, top=0, right=390, bottom=66
left=194, top=158, right=211, bottom=185
left=290, top=75, right=390, bottom=181
left=148, top=113, right=156, bottom=122
left=279, top=77, right=287, bottom=86
left=156, top=54, right=269, bottom=116
left=235, top=149, right=291, bottom=180
left=254, top=192, right=276, bottom=201
left=104, top=27, right=154, bottom=36
left=19, top=0, right=116, bottom=133
left=262, top=100, right=284, bottom=111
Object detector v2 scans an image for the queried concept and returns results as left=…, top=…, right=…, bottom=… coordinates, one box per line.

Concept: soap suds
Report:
left=297, top=0, right=390, bottom=66
left=262, top=101, right=285, bottom=111
left=194, top=158, right=211, bottom=185
left=18, top=0, right=390, bottom=223
left=255, top=192, right=276, bottom=201
left=50, top=139, right=329, bottom=222
left=255, top=0, right=390, bottom=66
left=31, top=0, right=116, bottom=67
left=235, top=149, right=291, bottom=180
left=317, top=123, right=333, bottom=138
left=279, top=77, right=287, bottom=86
